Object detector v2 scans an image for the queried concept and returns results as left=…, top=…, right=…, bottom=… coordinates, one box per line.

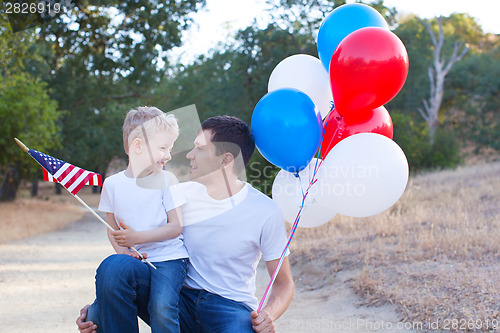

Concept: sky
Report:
left=169, top=0, right=500, bottom=65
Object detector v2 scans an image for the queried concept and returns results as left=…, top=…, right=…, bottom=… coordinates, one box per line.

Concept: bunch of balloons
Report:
left=251, top=3, right=410, bottom=228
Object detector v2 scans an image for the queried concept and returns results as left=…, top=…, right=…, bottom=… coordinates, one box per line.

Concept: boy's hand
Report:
left=111, top=221, right=139, bottom=247
left=128, top=251, right=148, bottom=261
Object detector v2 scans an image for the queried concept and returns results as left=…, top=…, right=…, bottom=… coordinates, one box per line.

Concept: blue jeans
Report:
left=87, top=254, right=187, bottom=333
left=150, top=259, right=188, bottom=332
left=178, top=288, right=255, bottom=333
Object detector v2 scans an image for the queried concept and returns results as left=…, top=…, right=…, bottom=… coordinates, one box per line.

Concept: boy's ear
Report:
left=131, top=137, right=142, bottom=154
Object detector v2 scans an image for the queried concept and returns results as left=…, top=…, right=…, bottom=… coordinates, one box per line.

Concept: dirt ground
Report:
left=0, top=212, right=418, bottom=333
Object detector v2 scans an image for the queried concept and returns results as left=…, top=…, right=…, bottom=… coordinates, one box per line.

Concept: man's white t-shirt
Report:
left=98, top=171, right=188, bottom=263
left=174, top=181, right=289, bottom=309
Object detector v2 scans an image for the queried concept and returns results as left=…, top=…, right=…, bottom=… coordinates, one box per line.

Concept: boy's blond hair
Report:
left=123, top=106, right=179, bottom=154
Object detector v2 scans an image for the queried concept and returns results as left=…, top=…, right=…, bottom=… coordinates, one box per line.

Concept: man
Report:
left=77, top=115, right=294, bottom=332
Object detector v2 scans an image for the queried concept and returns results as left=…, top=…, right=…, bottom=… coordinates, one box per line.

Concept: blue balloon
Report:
left=317, top=3, right=389, bottom=71
left=251, top=88, right=323, bottom=173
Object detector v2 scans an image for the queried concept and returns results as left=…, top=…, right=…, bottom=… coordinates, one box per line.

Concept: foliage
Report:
left=36, top=0, right=204, bottom=84
left=0, top=73, right=60, bottom=168
left=446, top=37, right=500, bottom=151
left=0, top=23, right=61, bottom=162
left=266, top=0, right=397, bottom=35
left=31, top=0, right=206, bottom=173
left=391, top=112, right=461, bottom=171
left=388, top=13, right=498, bottom=165
left=0, top=19, right=61, bottom=200
left=390, top=14, right=484, bottom=118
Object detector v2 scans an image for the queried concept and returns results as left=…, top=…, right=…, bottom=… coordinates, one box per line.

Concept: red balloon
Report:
left=321, top=106, right=393, bottom=157
left=329, top=27, right=409, bottom=117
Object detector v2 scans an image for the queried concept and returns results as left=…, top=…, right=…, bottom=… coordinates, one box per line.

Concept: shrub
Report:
left=391, top=112, right=462, bottom=172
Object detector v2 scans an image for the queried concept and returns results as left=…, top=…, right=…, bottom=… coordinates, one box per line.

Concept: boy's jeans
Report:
left=87, top=254, right=187, bottom=333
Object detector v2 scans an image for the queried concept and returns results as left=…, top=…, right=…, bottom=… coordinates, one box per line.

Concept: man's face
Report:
left=186, top=130, right=223, bottom=182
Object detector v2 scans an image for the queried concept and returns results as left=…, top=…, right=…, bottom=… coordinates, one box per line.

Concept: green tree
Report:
left=390, top=14, right=483, bottom=125
left=388, top=13, right=488, bottom=168
left=417, top=16, right=469, bottom=144
left=446, top=35, right=500, bottom=151
left=32, top=0, right=206, bottom=174
left=0, top=19, right=61, bottom=201
left=389, top=16, right=431, bottom=114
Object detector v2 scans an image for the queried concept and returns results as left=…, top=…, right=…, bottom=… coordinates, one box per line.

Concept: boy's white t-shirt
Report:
left=98, top=170, right=188, bottom=263
left=174, top=181, right=289, bottom=309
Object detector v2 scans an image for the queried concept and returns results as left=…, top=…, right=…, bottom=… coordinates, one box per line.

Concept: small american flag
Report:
left=28, top=149, right=102, bottom=195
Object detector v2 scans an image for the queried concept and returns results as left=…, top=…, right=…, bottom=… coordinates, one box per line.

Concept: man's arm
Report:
left=251, top=257, right=294, bottom=332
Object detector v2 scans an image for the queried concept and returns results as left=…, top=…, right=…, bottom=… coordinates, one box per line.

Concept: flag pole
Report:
left=14, top=138, right=156, bottom=269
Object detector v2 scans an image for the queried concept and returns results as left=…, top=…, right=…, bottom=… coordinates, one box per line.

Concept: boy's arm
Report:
left=105, top=212, right=130, bottom=254
left=111, top=206, right=183, bottom=247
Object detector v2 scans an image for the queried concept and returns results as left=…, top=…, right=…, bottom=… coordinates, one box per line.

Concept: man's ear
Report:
left=221, top=152, right=235, bottom=167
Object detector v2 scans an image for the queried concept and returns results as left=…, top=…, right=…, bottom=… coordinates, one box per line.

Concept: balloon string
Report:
left=257, top=174, right=311, bottom=313
left=257, top=104, right=337, bottom=313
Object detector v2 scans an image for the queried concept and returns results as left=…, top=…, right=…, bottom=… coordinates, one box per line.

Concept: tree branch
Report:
left=417, top=106, right=429, bottom=122
left=436, top=17, right=445, bottom=68
left=419, top=18, right=437, bottom=47
left=443, top=42, right=469, bottom=74
left=422, top=98, right=430, bottom=113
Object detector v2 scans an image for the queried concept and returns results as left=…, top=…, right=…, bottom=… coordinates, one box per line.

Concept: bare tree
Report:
left=418, top=17, right=469, bottom=144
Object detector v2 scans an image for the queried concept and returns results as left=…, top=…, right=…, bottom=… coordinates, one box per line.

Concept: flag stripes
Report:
left=29, top=149, right=102, bottom=195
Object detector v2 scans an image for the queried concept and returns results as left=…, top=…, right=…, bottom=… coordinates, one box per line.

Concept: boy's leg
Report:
left=93, top=254, right=151, bottom=333
left=149, top=258, right=188, bottom=333
left=196, top=291, right=254, bottom=333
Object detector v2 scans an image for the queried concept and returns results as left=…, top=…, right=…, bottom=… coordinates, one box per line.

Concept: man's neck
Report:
left=199, top=169, right=245, bottom=200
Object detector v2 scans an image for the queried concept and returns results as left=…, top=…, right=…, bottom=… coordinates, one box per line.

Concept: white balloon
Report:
left=272, top=159, right=337, bottom=228
left=316, top=133, right=409, bottom=217
left=268, top=54, right=333, bottom=119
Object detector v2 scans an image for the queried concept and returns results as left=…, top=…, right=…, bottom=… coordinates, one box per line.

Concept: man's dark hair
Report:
left=201, top=116, right=255, bottom=171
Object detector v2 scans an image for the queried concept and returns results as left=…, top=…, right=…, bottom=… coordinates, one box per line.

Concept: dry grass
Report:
left=289, top=161, right=500, bottom=332
left=0, top=182, right=101, bottom=244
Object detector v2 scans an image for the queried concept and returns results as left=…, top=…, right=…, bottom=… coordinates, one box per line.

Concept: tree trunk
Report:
left=0, top=167, right=20, bottom=202
left=418, top=17, right=469, bottom=145
left=55, top=182, right=62, bottom=195
left=31, top=179, right=39, bottom=197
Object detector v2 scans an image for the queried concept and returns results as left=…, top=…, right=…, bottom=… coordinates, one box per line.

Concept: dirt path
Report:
left=0, top=213, right=417, bottom=333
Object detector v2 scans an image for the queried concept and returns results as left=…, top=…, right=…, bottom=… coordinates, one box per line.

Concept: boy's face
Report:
left=148, top=130, right=176, bottom=172
left=132, top=130, right=176, bottom=175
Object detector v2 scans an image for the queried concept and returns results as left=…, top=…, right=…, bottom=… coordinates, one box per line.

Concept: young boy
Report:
left=96, top=106, right=188, bottom=332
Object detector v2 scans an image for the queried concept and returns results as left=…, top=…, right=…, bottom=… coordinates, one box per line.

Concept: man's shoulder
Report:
left=246, top=183, right=272, bottom=201
left=245, top=184, right=281, bottom=212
